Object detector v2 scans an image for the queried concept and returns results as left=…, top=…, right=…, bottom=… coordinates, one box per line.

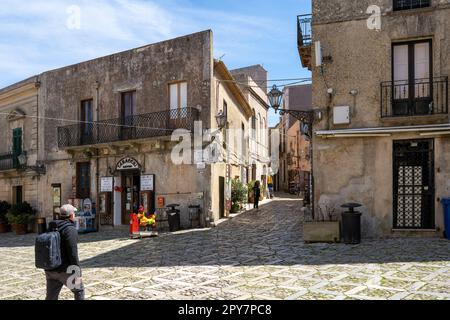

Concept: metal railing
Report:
left=58, top=107, right=199, bottom=148
left=297, top=14, right=312, bottom=47
left=0, top=152, right=18, bottom=171
left=394, top=0, right=431, bottom=11
left=381, top=77, right=448, bottom=118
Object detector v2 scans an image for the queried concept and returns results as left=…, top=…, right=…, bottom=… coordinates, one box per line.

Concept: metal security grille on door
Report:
left=393, top=140, right=434, bottom=229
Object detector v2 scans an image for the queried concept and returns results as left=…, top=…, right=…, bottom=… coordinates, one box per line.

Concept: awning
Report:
left=315, top=123, right=450, bottom=138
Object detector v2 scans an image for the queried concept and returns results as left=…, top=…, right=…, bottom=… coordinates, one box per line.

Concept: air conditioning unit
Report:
left=333, top=106, right=351, bottom=125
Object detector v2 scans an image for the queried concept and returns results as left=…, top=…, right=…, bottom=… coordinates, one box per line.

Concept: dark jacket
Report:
left=253, top=186, right=261, bottom=199
left=48, top=220, right=80, bottom=272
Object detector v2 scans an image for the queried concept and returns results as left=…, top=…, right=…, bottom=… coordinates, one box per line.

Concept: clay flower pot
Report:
left=0, top=222, right=9, bottom=233
left=14, top=224, right=28, bottom=235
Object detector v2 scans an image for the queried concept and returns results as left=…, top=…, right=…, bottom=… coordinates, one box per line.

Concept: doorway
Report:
left=393, top=139, right=435, bottom=229
left=121, top=171, right=141, bottom=225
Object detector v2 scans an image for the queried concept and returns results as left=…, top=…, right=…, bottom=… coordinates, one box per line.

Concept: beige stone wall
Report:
left=311, top=1, right=450, bottom=236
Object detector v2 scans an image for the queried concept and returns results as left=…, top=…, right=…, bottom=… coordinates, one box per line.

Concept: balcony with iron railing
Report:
left=381, top=77, right=448, bottom=118
left=58, top=107, right=199, bottom=149
left=0, top=152, right=20, bottom=171
left=393, top=0, right=431, bottom=11
left=297, top=14, right=312, bottom=70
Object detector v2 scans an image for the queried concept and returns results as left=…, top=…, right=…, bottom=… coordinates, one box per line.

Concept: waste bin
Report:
left=166, top=204, right=181, bottom=232
left=341, top=203, right=362, bottom=245
left=441, top=198, right=450, bottom=240
left=37, top=217, right=47, bottom=235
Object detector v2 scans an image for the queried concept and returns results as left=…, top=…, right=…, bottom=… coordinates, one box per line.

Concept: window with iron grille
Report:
left=393, top=0, right=431, bottom=11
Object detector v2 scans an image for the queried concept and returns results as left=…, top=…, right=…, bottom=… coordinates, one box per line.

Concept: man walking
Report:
left=45, top=204, right=85, bottom=300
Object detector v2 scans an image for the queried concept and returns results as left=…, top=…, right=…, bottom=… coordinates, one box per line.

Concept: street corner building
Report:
left=0, top=30, right=271, bottom=231
left=298, top=0, right=450, bottom=237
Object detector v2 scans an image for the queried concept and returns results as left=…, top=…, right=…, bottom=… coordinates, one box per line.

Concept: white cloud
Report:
left=0, top=0, right=282, bottom=88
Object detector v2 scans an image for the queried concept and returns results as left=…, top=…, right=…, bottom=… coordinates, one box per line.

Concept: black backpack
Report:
left=35, top=223, right=70, bottom=271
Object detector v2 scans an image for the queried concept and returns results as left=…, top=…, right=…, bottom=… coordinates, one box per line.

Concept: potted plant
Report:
left=303, top=201, right=341, bottom=243
left=247, top=180, right=256, bottom=203
left=6, top=202, right=35, bottom=235
left=231, top=179, right=248, bottom=213
left=0, top=201, right=11, bottom=233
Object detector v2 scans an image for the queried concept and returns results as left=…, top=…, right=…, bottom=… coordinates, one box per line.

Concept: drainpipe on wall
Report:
left=95, top=81, right=100, bottom=232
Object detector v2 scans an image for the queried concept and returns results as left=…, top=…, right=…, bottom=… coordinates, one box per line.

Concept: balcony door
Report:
left=12, top=128, right=22, bottom=168
left=392, top=40, right=432, bottom=116
left=169, top=82, right=187, bottom=128
left=121, top=91, right=136, bottom=140
left=80, top=100, right=93, bottom=145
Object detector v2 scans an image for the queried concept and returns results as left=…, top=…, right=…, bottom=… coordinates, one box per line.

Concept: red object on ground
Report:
left=130, top=213, right=139, bottom=235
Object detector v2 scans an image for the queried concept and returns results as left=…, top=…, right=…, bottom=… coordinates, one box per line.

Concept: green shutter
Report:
left=12, top=128, right=23, bottom=156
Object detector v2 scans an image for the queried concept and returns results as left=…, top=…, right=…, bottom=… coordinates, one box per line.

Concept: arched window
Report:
left=258, top=113, right=262, bottom=144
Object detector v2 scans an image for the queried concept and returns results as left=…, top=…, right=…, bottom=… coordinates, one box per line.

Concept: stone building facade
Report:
left=0, top=77, right=41, bottom=211
left=279, top=84, right=313, bottom=193
left=299, top=0, right=450, bottom=237
left=0, top=30, right=269, bottom=229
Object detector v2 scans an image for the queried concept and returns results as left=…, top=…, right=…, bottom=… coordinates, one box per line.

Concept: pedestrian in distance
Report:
left=253, top=180, right=261, bottom=210
left=41, top=204, right=85, bottom=300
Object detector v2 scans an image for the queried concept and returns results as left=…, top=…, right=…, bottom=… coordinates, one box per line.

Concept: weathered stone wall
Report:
left=311, top=1, right=450, bottom=237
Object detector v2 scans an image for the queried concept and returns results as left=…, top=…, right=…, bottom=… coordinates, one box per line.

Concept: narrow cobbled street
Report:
left=0, top=194, right=449, bottom=300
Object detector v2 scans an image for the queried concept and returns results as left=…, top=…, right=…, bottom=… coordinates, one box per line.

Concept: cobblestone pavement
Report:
left=0, top=194, right=449, bottom=300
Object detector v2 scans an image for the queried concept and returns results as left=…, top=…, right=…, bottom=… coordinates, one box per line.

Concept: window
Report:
left=76, top=162, right=90, bottom=199
left=121, top=91, right=136, bottom=140
left=80, top=99, right=93, bottom=144
left=392, top=40, right=432, bottom=115
left=251, top=109, right=256, bottom=139
left=169, top=82, right=187, bottom=118
left=13, top=186, right=23, bottom=204
left=12, top=128, right=22, bottom=168
left=393, top=0, right=430, bottom=11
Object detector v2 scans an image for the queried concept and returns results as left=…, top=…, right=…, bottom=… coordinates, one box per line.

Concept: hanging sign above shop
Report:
left=141, top=175, right=155, bottom=191
left=116, top=157, right=140, bottom=171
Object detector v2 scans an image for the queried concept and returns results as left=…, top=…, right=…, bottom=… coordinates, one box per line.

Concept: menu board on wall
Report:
left=141, top=175, right=155, bottom=191
left=100, top=177, right=114, bottom=193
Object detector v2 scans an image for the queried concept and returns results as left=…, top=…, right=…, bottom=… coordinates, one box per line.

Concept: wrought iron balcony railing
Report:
left=58, top=107, right=199, bottom=149
left=297, top=14, right=312, bottom=47
left=394, top=0, right=431, bottom=11
left=381, top=77, right=448, bottom=118
left=0, top=152, right=19, bottom=171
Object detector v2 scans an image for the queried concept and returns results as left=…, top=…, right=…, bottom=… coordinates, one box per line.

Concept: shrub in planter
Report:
left=303, top=202, right=341, bottom=244
left=6, top=202, right=35, bottom=235
left=247, top=180, right=256, bottom=203
left=231, top=179, right=248, bottom=213
left=0, top=201, right=11, bottom=233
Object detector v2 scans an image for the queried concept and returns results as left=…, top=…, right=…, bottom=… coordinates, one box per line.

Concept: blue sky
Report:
left=0, top=0, right=311, bottom=126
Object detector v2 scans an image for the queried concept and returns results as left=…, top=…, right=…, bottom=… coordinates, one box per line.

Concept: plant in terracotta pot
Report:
left=231, top=178, right=247, bottom=213
left=6, top=202, right=35, bottom=235
left=0, top=201, right=11, bottom=233
left=247, top=180, right=256, bottom=203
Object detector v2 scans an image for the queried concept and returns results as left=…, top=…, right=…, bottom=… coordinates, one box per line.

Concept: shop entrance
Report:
left=121, top=171, right=141, bottom=225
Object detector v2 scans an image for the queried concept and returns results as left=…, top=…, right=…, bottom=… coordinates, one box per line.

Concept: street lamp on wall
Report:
left=17, top=152, right=46, bottom=175
left=268, top=85, right=284, bottom=113
left=215, top=110, right=227, bottom=129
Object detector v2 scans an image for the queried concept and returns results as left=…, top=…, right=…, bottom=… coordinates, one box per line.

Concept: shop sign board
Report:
left=116, top=157, right=140, bottom=171
left=141, top=175, right=155, bottom=191
left=100, top=177, right=114, bottom=192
